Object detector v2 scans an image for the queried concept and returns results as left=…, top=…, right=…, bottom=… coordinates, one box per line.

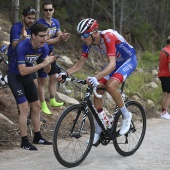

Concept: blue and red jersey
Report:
left=81, top=29, right=136, bottom=63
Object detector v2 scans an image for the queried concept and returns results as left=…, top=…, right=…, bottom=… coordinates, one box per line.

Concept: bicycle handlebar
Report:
left=0, top=44, right=7, bottom=53
left=66, top=76, right=102, bottom=98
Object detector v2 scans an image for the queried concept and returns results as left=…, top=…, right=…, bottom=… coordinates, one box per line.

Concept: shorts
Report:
left=159, top=76, right=170, bottom=93
left=8, top=73, right=38, bottom=104
left=99, top=54, right=138, bottom=84
left=36, top=50, right=61, bottom=78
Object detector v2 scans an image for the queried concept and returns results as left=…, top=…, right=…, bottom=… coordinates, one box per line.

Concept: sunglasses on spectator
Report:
left=43, top=8, right=53, bottom=12
left=81, top=32, right=93, bottom=38
left=37, top=34, right=48, bottom=37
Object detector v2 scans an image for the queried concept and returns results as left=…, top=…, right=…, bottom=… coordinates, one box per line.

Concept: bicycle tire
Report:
left=53, top=104, right=95, bottom=168
left=113, top=100, right=146, bottom=156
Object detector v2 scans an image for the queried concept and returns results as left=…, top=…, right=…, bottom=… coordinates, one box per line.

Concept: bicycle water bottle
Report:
left=98, top=110, right=113, bottom=129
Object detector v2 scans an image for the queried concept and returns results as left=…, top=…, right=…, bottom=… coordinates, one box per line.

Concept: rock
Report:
left=60, top=55, right=74, bottom=65
left=146, top=99, right=155, bottom=108
left=0, top=113, right=14, bottom=125
left=146, top=82, right=158, bottom=88
left=152, top=70, right=158, bottom=76
left=56, top=92, right=79, bottom=104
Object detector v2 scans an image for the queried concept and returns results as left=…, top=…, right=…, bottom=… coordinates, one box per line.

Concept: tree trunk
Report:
left=119, top=0, right=124, bottom=34
left=36, top=0, right=40, bottom=20
left=13, top=0, right=19, bottom=24
left=112, top=0, right=115, bottom=29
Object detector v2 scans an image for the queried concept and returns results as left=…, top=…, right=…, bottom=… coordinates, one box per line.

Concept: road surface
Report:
left=1, top=118, right=170, bottom=170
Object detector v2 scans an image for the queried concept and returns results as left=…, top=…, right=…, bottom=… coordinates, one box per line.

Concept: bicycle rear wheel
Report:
left=113, top=100, right=146, bottom=156
left=53, top=104, right=94, bottom=168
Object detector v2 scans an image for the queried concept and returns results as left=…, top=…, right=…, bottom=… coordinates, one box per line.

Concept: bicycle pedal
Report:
left=92, top=140, right=100, bottom=147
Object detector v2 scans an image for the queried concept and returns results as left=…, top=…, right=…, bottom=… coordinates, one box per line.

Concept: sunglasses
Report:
left=43, top=8, right=53, bottom=12
left=37, top=34, right=48, bottom=37
left=81, top=32, right=93, bottom=38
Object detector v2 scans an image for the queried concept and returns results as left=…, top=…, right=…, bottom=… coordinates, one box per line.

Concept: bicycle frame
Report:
left=70, top=84, right=119, bottom=141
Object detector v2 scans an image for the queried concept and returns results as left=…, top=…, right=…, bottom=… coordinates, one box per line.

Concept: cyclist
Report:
left=67, top=18, right=137, bottom=144
left=8, top=23, right=55, bottom=150
left=36, top=1, right=70, bottom=114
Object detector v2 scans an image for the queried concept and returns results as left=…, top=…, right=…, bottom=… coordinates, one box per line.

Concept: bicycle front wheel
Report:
left=113, top=100, right=146, bottom=156
left=53, top=104, right=95, bottom=168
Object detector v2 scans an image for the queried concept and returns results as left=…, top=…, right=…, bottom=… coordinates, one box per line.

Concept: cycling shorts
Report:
left=8, top=73, right=38, bottom=104
left=99, top=54, right=137, bottom=84
left=159, top=76, right=170, bottom=93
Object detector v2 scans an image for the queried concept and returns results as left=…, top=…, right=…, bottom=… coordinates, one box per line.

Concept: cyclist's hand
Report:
left=56, top=72, right=68, bottom=83
left=21, top=26, right=27, bottom=38
left=43, top=55, right=56, bottom=66
left=87, top=76, right=99, bottom=88
left=60, top=30, right=70, bottom=41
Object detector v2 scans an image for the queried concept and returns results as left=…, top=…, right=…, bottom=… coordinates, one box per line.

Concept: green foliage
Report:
left=138, top=51, right=160, bottom=70
left=125, top=71, right=162, bottom=106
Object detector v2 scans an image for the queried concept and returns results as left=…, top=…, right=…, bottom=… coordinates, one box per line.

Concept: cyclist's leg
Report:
left=107, top=57, right=137, bottom=135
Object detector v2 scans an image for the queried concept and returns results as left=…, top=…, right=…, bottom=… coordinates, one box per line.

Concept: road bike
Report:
left=0, top=44, right=8, bottom=87
left=53, top=77, right=146, bottom=168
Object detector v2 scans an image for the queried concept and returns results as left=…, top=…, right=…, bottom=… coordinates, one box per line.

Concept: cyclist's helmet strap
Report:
left=77, top=18, right=98, bottom=34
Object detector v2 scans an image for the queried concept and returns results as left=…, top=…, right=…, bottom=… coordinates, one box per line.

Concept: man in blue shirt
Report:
left=8, top=23, right=55, bottom=150
left=8, top=7, right=38, bottom=85
left=36, top=1, right=70, bottom=114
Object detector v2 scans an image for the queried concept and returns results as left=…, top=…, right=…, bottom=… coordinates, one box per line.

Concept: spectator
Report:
left=36, top=1, right=70, bottom=114
left=158, top=36, right=170, bottom=119
left=8, top=23, right=55, bottom=150
left=8, top=7, right=38, bottom=86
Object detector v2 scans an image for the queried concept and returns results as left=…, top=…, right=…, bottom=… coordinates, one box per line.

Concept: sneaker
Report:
left=21, top=141, right=37, bottom=150
left=86, top=133, right=100, bottom=145
left=41, top=107, right=52, bottom=114
left=50, top=98, right=64, bottom=107
left=33, top=138, right=52, bottom=145
left=161, top=112, right=170, bottom=120
left=119, top=112, right=132, bottom=135
left=41, top=102, right=52, bottom=114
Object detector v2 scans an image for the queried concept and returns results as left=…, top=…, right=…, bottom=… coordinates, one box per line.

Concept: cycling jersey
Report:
left=36, top=18, right=61, bottom=52
left=8, top=38, right=49, bottom=75
left=81, top=29, right=137, bottom=83
left=158, top=46, right=170, bottom=77
left=8, top=22, right=31, bottom=57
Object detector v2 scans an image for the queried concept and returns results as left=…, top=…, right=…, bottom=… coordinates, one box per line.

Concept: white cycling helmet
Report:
left=77, top=18, right=98, bottom=34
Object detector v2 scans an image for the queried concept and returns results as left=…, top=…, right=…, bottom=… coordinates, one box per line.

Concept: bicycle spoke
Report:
left=53, top=105, right=94, bottom=168
left=113, top=101, right=146, bottom=156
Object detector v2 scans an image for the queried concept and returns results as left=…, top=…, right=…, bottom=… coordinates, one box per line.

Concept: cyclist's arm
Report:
left=11, top=26, right=27, bottom=49
left=67, top=56, right=87, bottom=76
left=95, top=56, right=116, bottom=80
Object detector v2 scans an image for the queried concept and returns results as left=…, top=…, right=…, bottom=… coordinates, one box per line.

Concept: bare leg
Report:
left=37, top=77, right=47, bottom=102
left=29, top=100, right=41, bottom=132
left=18, top=102, right=29, bottom=137
left=49, top=74, right=64, bottom=107
left=48, top=74, right=57, bottom=99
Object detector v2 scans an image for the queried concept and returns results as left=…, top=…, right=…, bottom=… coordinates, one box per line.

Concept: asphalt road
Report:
left=1, top=118, right=170, bottom=170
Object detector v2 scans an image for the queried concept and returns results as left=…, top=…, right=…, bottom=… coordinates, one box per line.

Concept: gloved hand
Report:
left=87, top=76, right=99, bottom=88
left=56, top=72, right=68, bottom=83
